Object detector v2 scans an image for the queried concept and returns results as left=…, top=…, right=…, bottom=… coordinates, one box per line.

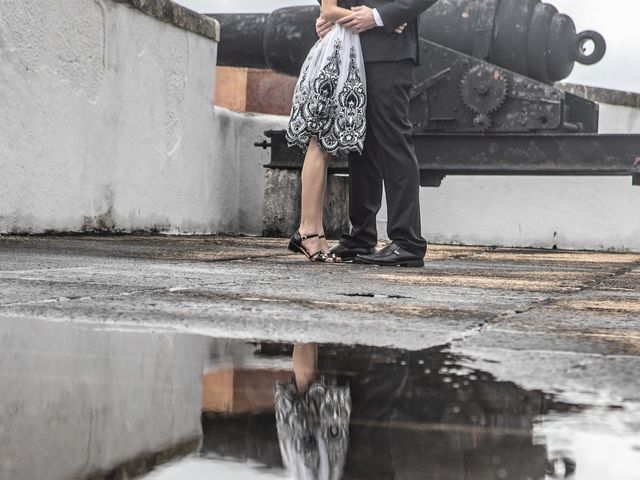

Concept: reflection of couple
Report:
left=287, top=0, right=434, bottom=266
left=273, top=343, right=553, bottom=480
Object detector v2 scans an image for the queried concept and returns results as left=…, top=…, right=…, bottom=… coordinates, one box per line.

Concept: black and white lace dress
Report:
left=275, top=379, right=351, bottom=479
left=286, top=24, right=367, bottom=156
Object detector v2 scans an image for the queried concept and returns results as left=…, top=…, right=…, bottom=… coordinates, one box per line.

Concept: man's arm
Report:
left=376, top=0, right=437, bottom=33
left=337, top=2, right=423, bottom=35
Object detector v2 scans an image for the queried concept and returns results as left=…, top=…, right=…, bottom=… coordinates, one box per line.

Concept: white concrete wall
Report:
left=375, top=102, right=640, bottom=251
left=212, top=109, right=288, bottom=234
left=0, top=0, right=280, bottom=235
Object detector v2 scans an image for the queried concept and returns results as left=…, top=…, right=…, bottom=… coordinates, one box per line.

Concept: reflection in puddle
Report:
left=274, top=345, right=350, bottom=480
left=195, top=343, right=559, bottom=480
left=0, top=319, right=638, bottom=480
left=0, top=319, right=206, bottom=480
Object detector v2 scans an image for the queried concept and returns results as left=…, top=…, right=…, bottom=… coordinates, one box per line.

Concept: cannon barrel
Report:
left=214, top=7, right=319, bottom=77
left=213, top=1, right=605, bottom=84
left=213, top=13, right=271, bottom=69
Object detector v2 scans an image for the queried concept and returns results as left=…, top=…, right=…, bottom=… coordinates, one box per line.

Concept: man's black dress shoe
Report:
left=354, top=242, right=425, bottom=267
left=329, top=243, right=375, bottom=262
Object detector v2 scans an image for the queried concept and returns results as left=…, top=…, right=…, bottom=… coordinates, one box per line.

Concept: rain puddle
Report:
left=1, top=319, right=638, bottom=479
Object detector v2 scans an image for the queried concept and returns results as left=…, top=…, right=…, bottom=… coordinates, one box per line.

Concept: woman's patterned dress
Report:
left=286, top=23, right=367, bottom=156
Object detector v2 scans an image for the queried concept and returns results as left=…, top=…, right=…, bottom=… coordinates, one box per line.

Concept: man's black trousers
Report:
left=341, top=59, right=427, bottom=257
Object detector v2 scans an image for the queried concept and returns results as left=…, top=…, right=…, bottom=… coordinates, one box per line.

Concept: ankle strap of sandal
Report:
left=300, top=233, right=325, bottom=240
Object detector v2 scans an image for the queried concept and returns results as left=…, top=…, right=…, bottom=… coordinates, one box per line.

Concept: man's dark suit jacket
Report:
left=318, top=0, right=437, bottom=64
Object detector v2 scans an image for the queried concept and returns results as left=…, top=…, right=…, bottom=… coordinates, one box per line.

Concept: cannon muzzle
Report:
left=419, top=0, right=606, bottom=83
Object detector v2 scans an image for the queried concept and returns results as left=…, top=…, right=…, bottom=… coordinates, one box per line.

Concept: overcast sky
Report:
left=175, top=0, right=640, bottom=93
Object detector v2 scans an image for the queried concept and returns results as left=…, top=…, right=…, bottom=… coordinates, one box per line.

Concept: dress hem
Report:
left=285, top=133, right=364, bottom=157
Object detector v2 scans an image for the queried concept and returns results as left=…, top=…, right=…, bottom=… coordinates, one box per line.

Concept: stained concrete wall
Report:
left=0, top=0, right=276, bottom=235
left=212, top=109, right=288, bottom=234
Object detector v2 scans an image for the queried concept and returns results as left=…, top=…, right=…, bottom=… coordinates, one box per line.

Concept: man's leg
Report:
left=367, top=60, right=427, bottom=257
left=338, top=66, right=385, bottom=251
left=340, top=136, right=383, bottom=250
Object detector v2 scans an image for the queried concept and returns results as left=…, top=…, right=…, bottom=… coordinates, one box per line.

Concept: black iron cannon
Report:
left=216, top=1, right=605, bottom=83
left=211, top=1, right=640, bottom=187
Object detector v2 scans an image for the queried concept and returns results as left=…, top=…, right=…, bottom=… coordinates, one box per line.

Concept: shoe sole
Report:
left=288, top=241, right=313, bottom=260
left=330, top=250, right=375, bottom=263
left=334, top=255, right=357, bottom=262
left=354, top=258, right=424, bottom=268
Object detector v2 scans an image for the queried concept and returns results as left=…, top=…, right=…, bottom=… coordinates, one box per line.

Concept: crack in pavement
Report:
left=452, top=257, right=640, bottom=344
left=505, top=258, right=640, bottom=315
left=0, top=289, right=162, bottom=307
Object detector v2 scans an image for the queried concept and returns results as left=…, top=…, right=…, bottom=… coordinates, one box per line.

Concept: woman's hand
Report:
left=318, top=10, right=404, bottom=36
left=395, top=22, right=407, bottom=34
left=316, top=16, right=334, bottom=39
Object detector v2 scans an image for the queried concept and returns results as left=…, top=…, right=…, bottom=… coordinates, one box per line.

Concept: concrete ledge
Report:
left=559, top=83, right=640, bottom=108
left=113, top=0, right=219, bottom=41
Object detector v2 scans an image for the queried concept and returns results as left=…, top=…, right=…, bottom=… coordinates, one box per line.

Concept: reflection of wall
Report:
left=202, top=414, right=285, bottom=470
left=203, top=368, right=292, bottom=414
left=0, top=318, right=207, bottom=479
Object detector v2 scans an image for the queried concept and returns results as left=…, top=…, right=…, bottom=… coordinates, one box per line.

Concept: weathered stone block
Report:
left=214, top=67, right=249, bottom=111
left=215, top=67, right=297, bottom=115
left=262, top=169, right=350, bottom=238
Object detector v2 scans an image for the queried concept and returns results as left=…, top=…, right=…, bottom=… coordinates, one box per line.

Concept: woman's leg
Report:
left=299, top=138, right=331, bottom=254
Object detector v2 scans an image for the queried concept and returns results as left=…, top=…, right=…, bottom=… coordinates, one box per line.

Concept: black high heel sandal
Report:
left=288, top=231, right=338, bottom=263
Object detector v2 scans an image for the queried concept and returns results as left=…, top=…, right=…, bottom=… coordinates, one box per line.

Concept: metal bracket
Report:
left=420, top=173, right=446, bottom=187
left=254, top=140, right=272, bottom=150
left=410, top=68, right=451, bottom=100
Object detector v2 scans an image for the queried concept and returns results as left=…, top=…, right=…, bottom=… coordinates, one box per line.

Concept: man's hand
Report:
left=316, top=16, right=334, bottom=39
left=337, top=6, right=377, bottom=34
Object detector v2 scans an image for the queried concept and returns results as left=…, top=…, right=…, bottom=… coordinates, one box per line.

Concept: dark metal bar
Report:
left=413, top=133, right=640, bottom=175
left=262, top=130, right=640, bottom=180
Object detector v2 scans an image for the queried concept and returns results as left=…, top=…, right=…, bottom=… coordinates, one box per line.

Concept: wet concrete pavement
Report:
left=2, top=235, right=638, bottom=352
left=1, top=235, right=640, bottom=479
